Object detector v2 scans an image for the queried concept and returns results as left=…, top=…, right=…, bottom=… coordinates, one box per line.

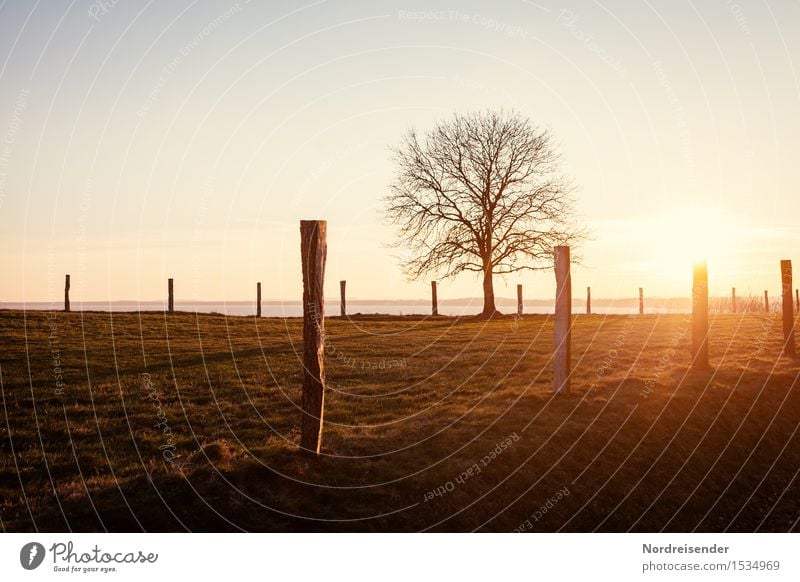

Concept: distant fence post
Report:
left=168, top=278, right=174, bottom=313
left=639, top=287, right=644, bottom=315
left=300, top=220, right=327, bottom=456
left=517, top=284, right=523, bottom=316
left=64, top=274, right=70, bottom=312
left=692, top=261, right=709, bottom=369
left=764, top=290, right=769, bottom=312
left=431, top=281, right=438, bottom=316
left=781, top=260, right=795, bottom=356
left=731, top=287, right=737, bottom=313
left=340, top=280, right=346, bottom=317
left=553, top=246, right=572, bottom=394
left=256, top=282, right=261, bottom=318
left=586, top=286, right=591, bottom=315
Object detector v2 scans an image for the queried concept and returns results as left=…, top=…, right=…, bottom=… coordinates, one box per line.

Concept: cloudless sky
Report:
left=1, top=0, right=798, bottom=304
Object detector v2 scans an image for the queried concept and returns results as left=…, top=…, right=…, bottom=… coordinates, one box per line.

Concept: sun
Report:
left=647, top=206, right=736, bottom=283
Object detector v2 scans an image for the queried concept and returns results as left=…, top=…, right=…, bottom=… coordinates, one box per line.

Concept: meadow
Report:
left=1, top=309, right=798, bottom=532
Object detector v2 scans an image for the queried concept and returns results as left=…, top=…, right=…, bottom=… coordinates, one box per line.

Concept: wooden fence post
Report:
left=586, top=286, right=591, bottom=315
left=781, top=260, right=795, bottom=356
left=553, top=246, right=572, bottom=394
left=764, top=290, right=769, bottom=312
left=431, top=281, right=438, bottom=316
left=796, top=288, right=799, bottom=312
left=731, top=287, right=737, bottom=313
left=168, top=278, right=174, bottom=313
left=517, top=284, right=523, bottom=316
left=256, top=282, right=261, bottom=318
left=639, top=287, right=644, bottom=315
left=692, top=261, right=709, bottom=369
left=340, top=280, right=346, bottom=317
left=64, top=274, right=70, bottom=312
left=300, top=220, right=327, bottom=455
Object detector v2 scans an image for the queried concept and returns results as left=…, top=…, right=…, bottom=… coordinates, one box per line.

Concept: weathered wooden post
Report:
left=339, top=280, right=346, bottom=317
left=781, top=260, right=795, bottom=356
left=431, top=281, right=438, bottom=316
left=638, top=287, right=644, bottom=315
left=692, top=261, right=709, bottom=369
left=764, top=290, right=769, bottom=312
left=300, top=220, right=327, bottom=455
left=256, top=282, right=262, bottom=317
left=553, top=246, right=572, bottom=394
left=517, top=284, right=523, bottom=316
left=731, top=287, right=737, bottom=313
left=64, top=274, right=71, bottom=312
left=796, top=288, right=799, bottom=312
left=168, top=278, right=174, bottom=313
left=586, top=286, right=591, bottom=315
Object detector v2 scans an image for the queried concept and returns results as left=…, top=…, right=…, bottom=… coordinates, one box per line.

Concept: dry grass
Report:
left=1, top=309, right=798, bottom=532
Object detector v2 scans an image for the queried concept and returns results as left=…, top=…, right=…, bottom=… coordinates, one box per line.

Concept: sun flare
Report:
left=646, top=206, right=736, bottom=284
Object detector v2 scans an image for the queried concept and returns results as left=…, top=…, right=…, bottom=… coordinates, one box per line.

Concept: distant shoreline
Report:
left=1, top=295, right=769, bottom=317
left=1, top=297, right=703, bottom=307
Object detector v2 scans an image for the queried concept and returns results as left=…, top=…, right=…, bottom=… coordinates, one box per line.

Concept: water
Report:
left=1, top=300, right=686, bottom=316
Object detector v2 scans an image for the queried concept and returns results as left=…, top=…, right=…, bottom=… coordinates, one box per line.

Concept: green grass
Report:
left=1, top=309, right=798, bottom=532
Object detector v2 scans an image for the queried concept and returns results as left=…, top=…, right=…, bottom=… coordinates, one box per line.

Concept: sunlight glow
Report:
left=646, top=206, right=737, bottom=285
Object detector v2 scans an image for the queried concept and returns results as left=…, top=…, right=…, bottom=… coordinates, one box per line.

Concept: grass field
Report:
left=1, top=309, right=798, bottom=532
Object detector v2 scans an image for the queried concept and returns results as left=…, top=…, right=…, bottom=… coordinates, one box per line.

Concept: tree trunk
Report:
left=481, top=266, right=498, bottom=316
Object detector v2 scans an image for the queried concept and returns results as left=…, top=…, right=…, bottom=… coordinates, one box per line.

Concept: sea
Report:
left=0, top=299, right=687, bottom=317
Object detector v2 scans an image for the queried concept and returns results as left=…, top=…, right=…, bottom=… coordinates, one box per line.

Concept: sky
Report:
left=1, top=0, right=799, bottom=304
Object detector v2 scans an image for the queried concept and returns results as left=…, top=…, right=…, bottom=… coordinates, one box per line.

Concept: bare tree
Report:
left=385, top=110, right=584, bottom=316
